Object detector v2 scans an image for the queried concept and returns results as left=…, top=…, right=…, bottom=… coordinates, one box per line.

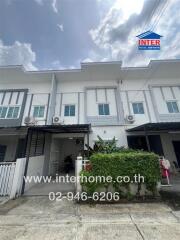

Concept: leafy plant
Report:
left=85, top=135, right=125, bottom=156
left=80, top=151, right=161, bottom=198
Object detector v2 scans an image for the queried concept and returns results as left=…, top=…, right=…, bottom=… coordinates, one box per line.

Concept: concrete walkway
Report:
left=0, top=197, right=180, bottom=239
left=24, top=182, right=75, bottom=195
left=161, top=174, right=180, bottom=193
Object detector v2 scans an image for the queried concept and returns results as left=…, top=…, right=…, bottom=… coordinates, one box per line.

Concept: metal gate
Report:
left=0, top=162, right=16, bottom=196
left=0, top=158, right=26, bottom=199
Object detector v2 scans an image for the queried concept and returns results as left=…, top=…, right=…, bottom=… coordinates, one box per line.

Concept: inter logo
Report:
left=136, top=31, right=162, bottom=50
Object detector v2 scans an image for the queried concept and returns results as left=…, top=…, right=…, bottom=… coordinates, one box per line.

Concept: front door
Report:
left=148, top=135, right=164, bottom=155
left=172, top=141, right=180, bottom=167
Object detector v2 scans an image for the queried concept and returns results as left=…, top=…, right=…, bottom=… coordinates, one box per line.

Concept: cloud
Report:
left=34, top=0, right=58, bottom=13
left=51, top=60, right=62, bottom=69
left=51, top=0, right=58, bottom=13
left=89, top=0, right=180, bottom=66
left=46, top=60, right=76, bottom=70
left=57, top=24, right=64, bottom=32
left=90, top=0, right=144, bottom=46
left=0, top=40, right=37, bottom=70
left=33, top=0, right=43, bottom=5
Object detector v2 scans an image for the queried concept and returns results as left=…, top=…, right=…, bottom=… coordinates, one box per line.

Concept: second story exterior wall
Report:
left=0, top=60, right=180, bottom=128
left=150, top=84, right=180, bottom=122
left=85, top=87, right=119, bottom=125
left=0, top=67, right=52, bottom=126
left=0, top=88, right=27, bottom=127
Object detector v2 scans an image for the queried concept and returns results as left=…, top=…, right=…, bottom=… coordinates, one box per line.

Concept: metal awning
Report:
left=28, top=124, right=91, bottom=133
left=126, top=122, right=180, bottom=132
left=0, top=124, right=91, bottom=134
left=0, top=126, right=28, bottom=136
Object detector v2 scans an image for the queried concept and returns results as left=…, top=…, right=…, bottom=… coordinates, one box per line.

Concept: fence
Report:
left=0, top=162, right=16, bottom=197
left=0, top=158, right=26, bottom=199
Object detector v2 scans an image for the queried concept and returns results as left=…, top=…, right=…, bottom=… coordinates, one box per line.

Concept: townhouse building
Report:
left=0, top=60, right=180, bottom=192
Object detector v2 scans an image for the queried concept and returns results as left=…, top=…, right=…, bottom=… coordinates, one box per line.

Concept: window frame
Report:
left=132, top=102, right=145, bottom=114
left=64, top=104, right=76, bottom=117
left=0, top=105, right=21, bottom=119
left=166, top=101, right=179, bottom=113
left=98, top=103, right=110, bottom=116
left=33, top=105, right=46, bottom=118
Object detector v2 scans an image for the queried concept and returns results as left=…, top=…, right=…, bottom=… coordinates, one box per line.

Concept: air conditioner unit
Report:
left=126, top=115, right=135, bottom=123
left=52, top=116, right=64, bottom=125
left=24, top=116, right=36, bottom=125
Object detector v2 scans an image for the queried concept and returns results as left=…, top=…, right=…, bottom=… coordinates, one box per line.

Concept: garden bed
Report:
left=80, top=150, right=161, bottom=201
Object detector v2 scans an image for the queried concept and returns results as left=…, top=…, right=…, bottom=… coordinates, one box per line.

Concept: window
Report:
left=64, top=105, right=75, bottom=116
left=0, top=106, right=20, bottom=119
left=7, top=106, right=20, bottom=118
left=132, top=102, right=144, bottom=114
left=0, top=106, right=8, bottom=118
left=98, top=104, right=110, bottom=115
left=167, top=101, right=179, bottom=113
left=33, top=106, right=45, bottom=118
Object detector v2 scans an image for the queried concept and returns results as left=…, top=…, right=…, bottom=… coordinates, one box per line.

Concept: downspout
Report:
left=116, top=79, right=125, bottom=124
left=47, top=73, right=57, bottom=125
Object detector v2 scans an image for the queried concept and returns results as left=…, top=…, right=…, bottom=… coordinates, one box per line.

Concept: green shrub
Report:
left=80, top=151, right=160, bottom=197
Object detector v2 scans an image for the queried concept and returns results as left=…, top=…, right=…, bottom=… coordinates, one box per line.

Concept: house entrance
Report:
left=127, top=135, right=164, bottom=155
left=172, top=141, right=180, bottom=167
left=49, top=135, right=84, bottom=177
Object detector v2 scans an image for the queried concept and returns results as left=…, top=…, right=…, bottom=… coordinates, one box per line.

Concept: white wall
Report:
left=90, top=126, right=128, bottom=148
left=86, top=88, right=117, bottom=117
left=0, top=82, right=51, bottom=94
left=152, top=86, right=180, bottom=114
left=126, top=90, right=149, bottom=125
left=1, top=64, right=180, bottom=128
left=22, top=93, right=49, bottom=126
left=60, top=93, right=78, bottom=124
left=24, top=155, right=45, bottom=192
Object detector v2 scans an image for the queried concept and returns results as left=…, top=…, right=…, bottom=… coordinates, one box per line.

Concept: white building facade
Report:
left=0, top=60, right=180, bottom=186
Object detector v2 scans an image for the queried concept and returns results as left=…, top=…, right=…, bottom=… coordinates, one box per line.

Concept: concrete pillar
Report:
left=10, top=158, right=26, bottom=199
left=75, top=157, right=83, bottom=193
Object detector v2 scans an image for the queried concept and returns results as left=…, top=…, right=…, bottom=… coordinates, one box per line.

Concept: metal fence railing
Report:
left=0, top=162, right=16, bottom=196
left=0, top=158, right=26, bottom=199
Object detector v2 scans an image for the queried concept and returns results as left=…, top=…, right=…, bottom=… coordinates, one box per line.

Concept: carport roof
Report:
left=28, top=124, right=91, bottom=133
left=126, top=122, right=180, bottom=132
left=0, top=124, right=91, bottom=134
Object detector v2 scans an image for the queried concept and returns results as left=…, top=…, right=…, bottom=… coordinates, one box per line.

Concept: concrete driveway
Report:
left=0, top=197, right=180, bottom=240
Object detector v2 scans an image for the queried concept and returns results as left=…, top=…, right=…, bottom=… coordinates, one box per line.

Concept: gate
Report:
left=0, top=158, right=26, bottom=199
left=0, top=162, right=15, bottom=196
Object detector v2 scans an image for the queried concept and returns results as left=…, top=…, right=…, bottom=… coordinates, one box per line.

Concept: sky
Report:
left=0, top=0, right=179, bottom=70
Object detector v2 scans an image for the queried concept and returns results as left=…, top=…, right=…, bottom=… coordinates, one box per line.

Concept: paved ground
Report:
left=0, top=197, right=180, bottom=240
left=24, top=173, right=75, bottom=196
left=160, top=174, right=180, bottom=192
left=24, top=182, right=75, bottom=195
left=0, top=197, right=8, bottom=205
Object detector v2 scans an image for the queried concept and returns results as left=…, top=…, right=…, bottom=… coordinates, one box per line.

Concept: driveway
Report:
left=0, top=197, right=180, bottom=240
